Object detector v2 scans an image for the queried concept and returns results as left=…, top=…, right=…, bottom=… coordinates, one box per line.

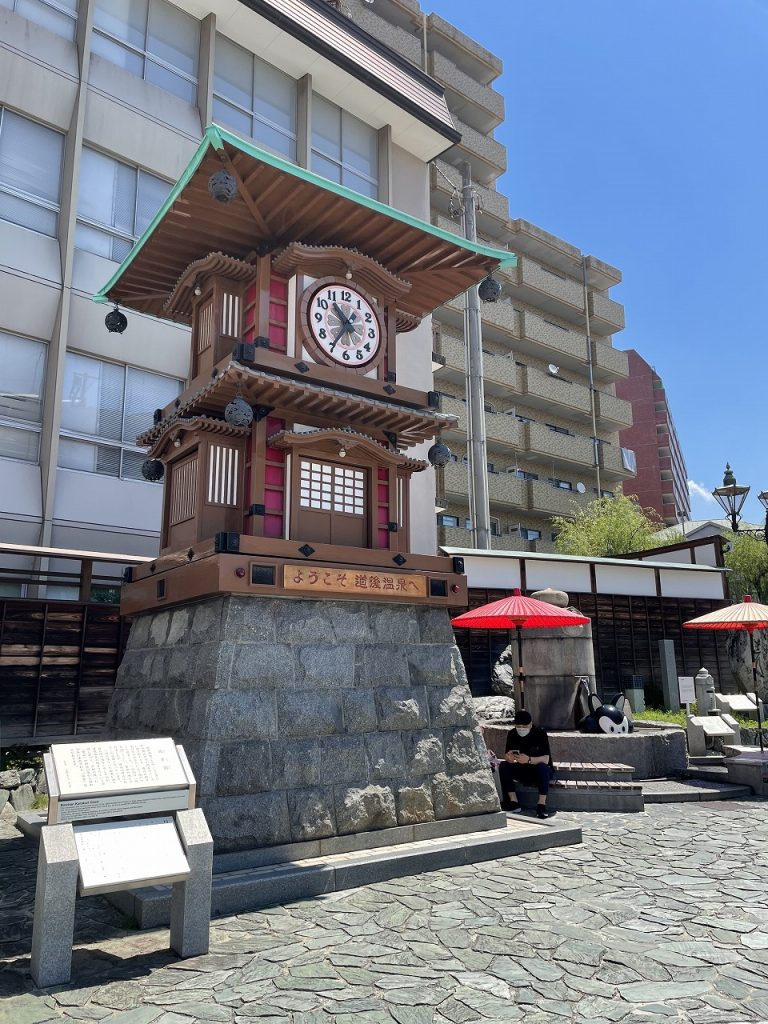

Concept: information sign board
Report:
left=73, top=816, right=191, bottom=896
left=51, top=738, right=189, bottom=799
left=678, top=676, right=696, bottom=704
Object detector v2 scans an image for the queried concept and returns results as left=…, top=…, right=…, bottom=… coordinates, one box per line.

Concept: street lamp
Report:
left=712, top=464, right=768, bottom=544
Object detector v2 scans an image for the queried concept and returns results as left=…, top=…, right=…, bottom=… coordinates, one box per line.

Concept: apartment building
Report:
left=0, top=0, right=470, bottom=593
left=616, top=349, right=690, bottom=526
left=347, top=0, right=635, bottom=553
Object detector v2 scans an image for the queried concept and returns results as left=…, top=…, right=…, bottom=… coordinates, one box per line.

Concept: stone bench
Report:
left=518, top=778, right=644, bottom=813
left=555, top=761, right=634, bottom=782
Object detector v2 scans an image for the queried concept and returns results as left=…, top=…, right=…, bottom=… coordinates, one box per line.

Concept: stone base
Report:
left=109, top=596, right=500, bottom=851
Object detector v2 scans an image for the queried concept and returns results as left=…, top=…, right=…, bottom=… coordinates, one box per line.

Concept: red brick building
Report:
left=615, top=350, right=690, bottom=525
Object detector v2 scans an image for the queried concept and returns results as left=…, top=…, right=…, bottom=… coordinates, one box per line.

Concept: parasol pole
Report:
left=748, top=628, right=765, bottom=753
left=516, top=624, right=525, bottom=710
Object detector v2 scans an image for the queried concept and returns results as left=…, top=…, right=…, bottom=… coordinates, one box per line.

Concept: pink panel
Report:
left=264, top=515, right=283, bottom=538
left=377, top=506, right=388, bottom=525
left=378, top=529, right=390, bottom=548
left=265, top=489, right=283, bottom=511
left=270, top=277, right=288, bottom=300
left=269, top=325, right=287, bottom=351
left=264, top=464, right=284, bottom=486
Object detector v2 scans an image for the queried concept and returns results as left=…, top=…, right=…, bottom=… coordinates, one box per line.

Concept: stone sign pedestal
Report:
left=108, top=596, right=500, bottom=852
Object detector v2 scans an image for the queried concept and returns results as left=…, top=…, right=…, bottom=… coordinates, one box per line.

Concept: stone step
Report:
left=688, top=755, right=726, bottom=766
left=641, top=779, right=754, bottom=803
left=684, top=766, right=730, bottom=784
left=515, top=779, right=644, bottom=813
left=108, top=816, right=582, bottom=929
left=555, top=761, right=634, bottom=782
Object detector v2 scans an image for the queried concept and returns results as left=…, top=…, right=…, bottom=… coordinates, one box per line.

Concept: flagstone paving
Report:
left=1, top=800, right=766, bottom=1024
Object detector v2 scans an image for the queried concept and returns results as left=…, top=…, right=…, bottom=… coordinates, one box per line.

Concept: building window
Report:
left=1, top=0, right=77, bottom=39
left=91, top=0, right=200, bottom=104
left=548, top=478, right=573, bottom=491
left=510, top=468, right=538, bottom=481
left=621, top=447, right=637, bottom=472
left=518, top=527, right=542, bottom=541
left=0, top=331, right=46, bottom=462
left=213, top=35, right=297, bottom=162
left=299, top=460, right=364, bottom=515
left=546, top=423, right=572, bottom=436
left=75, top=148, right=171, bottom=262
left=515, top=414, right=535, bottom=425
left=0, top=109, right=63, bottom=237
left=311, top=94, right=378, bottom=198
left=58, top=353, right=182, bottom=480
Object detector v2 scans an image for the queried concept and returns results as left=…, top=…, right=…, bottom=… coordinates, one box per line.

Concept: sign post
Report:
left=678, top=676, right=696, bottom=716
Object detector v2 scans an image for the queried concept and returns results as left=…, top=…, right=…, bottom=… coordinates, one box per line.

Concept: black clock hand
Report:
left=332, top=303, right=353, bottom=330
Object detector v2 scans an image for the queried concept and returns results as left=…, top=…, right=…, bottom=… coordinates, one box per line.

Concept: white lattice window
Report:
left=299, top=460, right=364, bottom=515
left=207, top=444, right=239, bottom=505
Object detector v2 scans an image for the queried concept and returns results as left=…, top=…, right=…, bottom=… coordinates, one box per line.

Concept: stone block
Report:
left=189, top=641, right=236, bottom=690
left=376, top=687, right=428, bottom=730
left=0, top=770, right=20, bottom=789
left=221, top=596, right=278, bottom=643
left=342, top=689, right=378, bottom=733
left=0, top=790, right=8, bottom=814
left=199, top=689, right=277, bottom=741
left=356, top=644, right=412, bottom=687
left=295, top=644, right=356, bottom=689
left=416, top=607, right=455, bottom=644
left=369, top=604, right=420, bottom=644
left=428, top=685, right=476, bottom=727
left=36, top=769, right=47, bottom=794
left=270, top=738, right=322, bottom=789
left=277, top=690, right=343, bottom=737
left=10, top=783, right=35, bottom=811
left=365, top=732, right=406, bottom=781
left=148, top=610, right=171, bottom=648
left=444, top=729, right=485, bottom=774
left=334, top=784, right=397, bottom=834
left=188, top=599, right=224, bottom=644
left=131, top=686, right=196, bottom=735
left=30, top=823, right=79, bottom=987
left=230, top=643, right=295, bottom=689
left=407, top=644, right=460, bottom=686
left=170, top=808, right=213, bottom=959
left=317, top=735, right=368, bottom=784
left=216, top=741, right=273, bottom=795
left=431, top=770, right=500, bottom=820
left=324, top=601, right=372, bottom=643
left=203, top=792, right=291, bottom=852
left=403, top=730, right=446, bottom=775
left=181, top=742, right=221, bottom=798
left=126, top=614, right=150, bottom=649
left=396, top=782, right=435, bottom=825
left=166, top=606, right=192, bottom=646
left=287, top=787, right=337, bottom=841
left=19, top=768, right=36, bottom=785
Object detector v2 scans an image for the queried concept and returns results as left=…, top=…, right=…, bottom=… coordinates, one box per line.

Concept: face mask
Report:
left=516, top=726, right=531, bottom=737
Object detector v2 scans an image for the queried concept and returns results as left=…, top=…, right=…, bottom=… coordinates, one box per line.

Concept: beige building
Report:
left=348, top=0, right=634, bottom=553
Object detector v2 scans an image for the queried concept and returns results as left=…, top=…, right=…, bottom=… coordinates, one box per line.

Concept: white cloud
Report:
left=688, top=480, right=717, bottom=503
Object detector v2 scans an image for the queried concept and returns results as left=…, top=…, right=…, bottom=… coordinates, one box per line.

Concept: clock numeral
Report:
left=356, top=350, right=363, bottom=360
left=314, top=312, right=322, bottom=322
left=326, top=289, right=337, bottom=301
left=341, top=290, right=351, bottom=302
left=318, top=329, right=327, bottom=340
left=364, top=343, right=371, bottom=352
left=318, top=298, right=328, bottom=310
left=367, top=329, right=376, bottom=339
left=364, top=313, right=372, bottom=323
left=356, top=299, right=362, bottom=309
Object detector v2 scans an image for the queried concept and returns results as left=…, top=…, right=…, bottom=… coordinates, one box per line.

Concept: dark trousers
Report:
left=499, top=761, right=553, bottom=798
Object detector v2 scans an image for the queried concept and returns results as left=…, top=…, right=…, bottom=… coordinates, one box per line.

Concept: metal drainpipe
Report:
left=462, top=162, right=491, bottom=549
left=582, top=255, right=602, bottom=498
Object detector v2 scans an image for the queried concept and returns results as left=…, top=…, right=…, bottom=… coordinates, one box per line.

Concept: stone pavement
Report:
left=1, top=800, right=767, bottom=1024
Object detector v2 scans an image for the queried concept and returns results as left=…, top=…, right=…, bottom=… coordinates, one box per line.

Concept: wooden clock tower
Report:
left=100, top=127, right=514, bottom=617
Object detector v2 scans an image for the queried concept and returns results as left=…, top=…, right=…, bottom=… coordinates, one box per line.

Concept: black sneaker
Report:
left=501, top=800, right=522, bottom=813
left=535, top=806, right=549, bottom=820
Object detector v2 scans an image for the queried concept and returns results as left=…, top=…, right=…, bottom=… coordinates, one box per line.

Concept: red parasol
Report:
left=684, top=595, right=767, bottom=751
left=452, top=588, right=589, bottom=709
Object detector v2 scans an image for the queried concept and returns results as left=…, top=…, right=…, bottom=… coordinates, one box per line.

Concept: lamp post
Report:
left=711, top=465, right=768, bottom=545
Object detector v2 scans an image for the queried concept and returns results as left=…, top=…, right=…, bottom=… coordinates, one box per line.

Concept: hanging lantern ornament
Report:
left=208, top=169, right=238, bottom=203
left=105, top=304, right=128, bottom=334
left=478, top=275, right=502, bottom=303
left=225, top=395, right=254, bottom=428
left=428, top=439, right=452, bottom=467
left=141, top=458, right=164, bottom=482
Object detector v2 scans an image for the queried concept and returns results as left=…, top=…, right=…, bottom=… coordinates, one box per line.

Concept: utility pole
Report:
left=461, top=162, right=492, bottom=549
left=582, top=255, right=602, bottom=499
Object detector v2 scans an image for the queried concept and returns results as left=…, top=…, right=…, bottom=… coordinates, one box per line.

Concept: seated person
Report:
left=498, top=710, right=554, bottom=819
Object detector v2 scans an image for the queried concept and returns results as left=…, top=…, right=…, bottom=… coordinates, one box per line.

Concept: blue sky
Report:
left=429, top=0, right=768, bottom=527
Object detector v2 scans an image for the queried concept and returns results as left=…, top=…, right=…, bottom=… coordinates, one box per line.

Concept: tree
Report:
left=552, top=489, right=674, bottom=557
left=724, top=533, right=768, bottom=603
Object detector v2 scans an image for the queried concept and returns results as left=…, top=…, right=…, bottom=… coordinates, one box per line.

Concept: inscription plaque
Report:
left=284, top=564, right=427, bottom=598
left=51, top=738, right=189, bottom=799
left=73, top=816, right=191, bottom=896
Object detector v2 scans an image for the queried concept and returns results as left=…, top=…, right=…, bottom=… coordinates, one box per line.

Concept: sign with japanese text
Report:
left=283, top=564, right=427, bottom=598
left=50, top=738, right=189, bottom=800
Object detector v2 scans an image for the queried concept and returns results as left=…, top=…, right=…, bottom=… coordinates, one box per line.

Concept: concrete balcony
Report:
left=437, top=280, right=521, bottom=346
left=435, top=334, right=520, bottom=396
left=515, top=257, right=584, bottom=319
left=594, top=390, right=633, bottom=430
left=429, top=51, right=504, bottom=134
left=426, top=13, right=502, bottom=86
left=525, top=422, right=595, bottom=471
left=508, top=219, right=582, bottom=280
left=354, top=5, right=423, bottom=66
left=599, top=443, right=635, bottom=480
left=519, top=311, right=588, bottom=367
left=591, top=341, right=629, bottom=382
left=445, top=118, right=507, bottom=186
left=526, top=480, right=590, bottom=518
left=521, top=365, right=591, bottom=418
left=443, top=462, right=527, bottom=510
left=588, top=291, right=625, bottom=336
left=439, top=397, right=523, bottom=451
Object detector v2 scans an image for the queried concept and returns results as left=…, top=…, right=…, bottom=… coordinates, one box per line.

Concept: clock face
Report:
left=305, top=282, right=382, bottom=368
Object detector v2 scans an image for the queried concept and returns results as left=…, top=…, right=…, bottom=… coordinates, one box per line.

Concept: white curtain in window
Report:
left=93, top=0, right=147, bottom=49
left=0, top=110, right=63, bottom=235
left=60, top=353, right=124, bottom=440
left=123, top=366, right=180, bottom=443
left=312, top=94, right=341, bottom=162
left=15, top=0, right=77, bottom=40
left=135, top=169, right=170, bottom=234
left=0, top=332, right=46, bottom=422
left=146, top=0, right=198, bottom=79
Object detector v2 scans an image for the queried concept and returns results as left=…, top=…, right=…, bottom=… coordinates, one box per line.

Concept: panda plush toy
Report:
left=577, top=692, right=633, bottom=734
